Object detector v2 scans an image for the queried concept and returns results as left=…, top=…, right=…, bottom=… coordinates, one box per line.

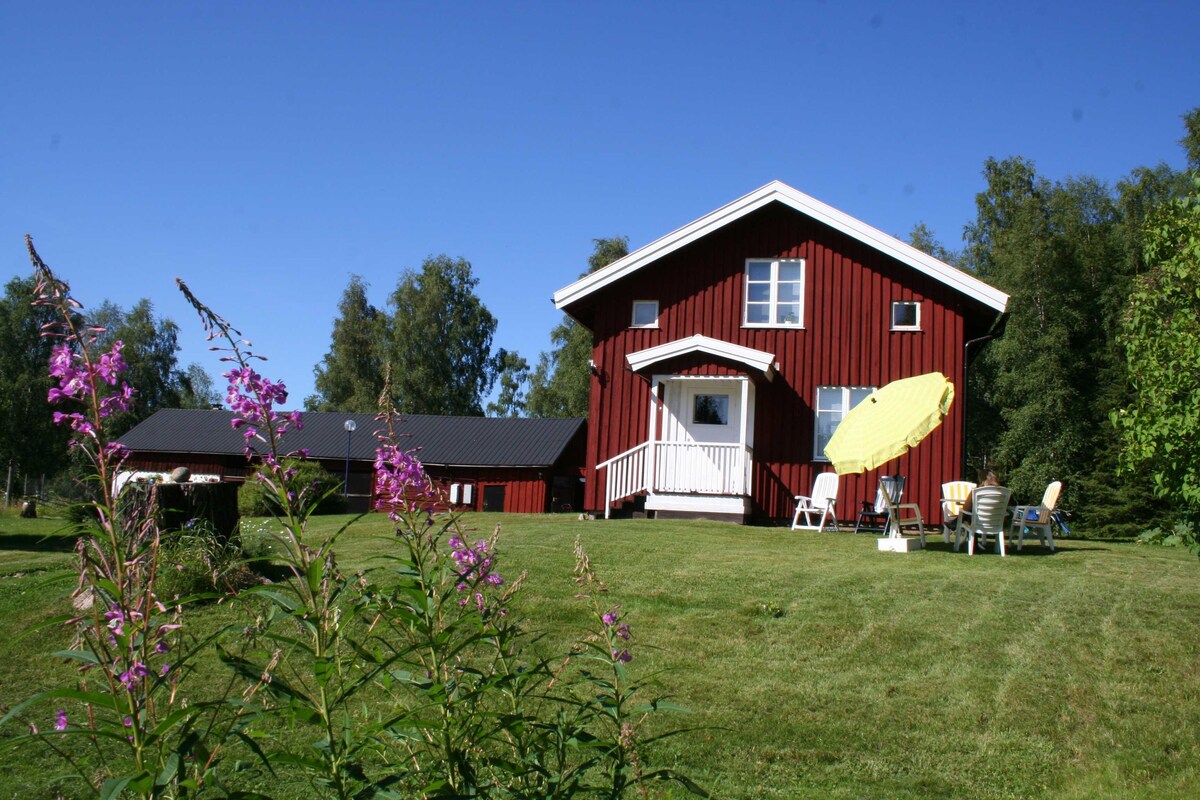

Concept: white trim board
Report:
left=554, top=180, right=1009, bottom=313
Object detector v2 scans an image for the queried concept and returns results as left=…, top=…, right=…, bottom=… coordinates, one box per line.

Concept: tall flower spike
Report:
left=177, top=279, right=304, bottom=462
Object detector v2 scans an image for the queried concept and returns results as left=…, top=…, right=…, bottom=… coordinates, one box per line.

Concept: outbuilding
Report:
left=118, top=409, right=587, bottom=514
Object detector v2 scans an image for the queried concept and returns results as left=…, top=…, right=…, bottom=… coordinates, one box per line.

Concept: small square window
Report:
left=891, top=301, right=921, bottom=331
left=693, top=394, right=729, bottom=426
left=631, top=300, right=659, bottom=328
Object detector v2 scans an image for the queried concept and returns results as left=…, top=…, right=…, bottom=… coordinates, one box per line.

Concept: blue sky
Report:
left=3, top=1, right=1197, bottom=408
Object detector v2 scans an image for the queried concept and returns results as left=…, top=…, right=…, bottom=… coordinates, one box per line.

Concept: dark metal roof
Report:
left=118, top=409, right=586, bottom=468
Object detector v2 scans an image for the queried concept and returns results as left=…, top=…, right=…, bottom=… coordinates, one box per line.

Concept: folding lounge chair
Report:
left=879, top=480, right=927, bottom=542
left=1011, top=481, right=1063, bottom=552
left=940, top=481, right=977, bottom=544
left=855, top=475, right=905, bottom=534
left=792, top=472, right=839, bottom=532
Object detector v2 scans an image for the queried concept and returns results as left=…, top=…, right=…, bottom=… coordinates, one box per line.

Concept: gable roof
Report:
left=626, top=334, right=776, bottom=379
left=118, top=409, right=585, bottom=469
left=553, top=180, right=1008, bottom=313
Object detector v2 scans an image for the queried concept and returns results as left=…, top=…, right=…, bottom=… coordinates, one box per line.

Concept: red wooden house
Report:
left=553, top=181, right=1009, bottom=524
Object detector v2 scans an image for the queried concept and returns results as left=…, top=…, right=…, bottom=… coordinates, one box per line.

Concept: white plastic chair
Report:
left=1011, top=481, right=1062, bottom=552
left=954, top=486, right=1013, bottom=556
left=940, top=481, right=976, bottom=544
left=792, top=472, right=839, bottom=532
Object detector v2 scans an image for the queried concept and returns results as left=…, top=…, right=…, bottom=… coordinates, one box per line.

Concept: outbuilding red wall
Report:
left=570, top=201, right=999, bottom=523
left=122, top=454, right=580, bottom=516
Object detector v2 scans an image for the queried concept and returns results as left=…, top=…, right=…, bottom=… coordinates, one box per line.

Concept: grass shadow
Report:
left=0, top=533, right=80, bottom=553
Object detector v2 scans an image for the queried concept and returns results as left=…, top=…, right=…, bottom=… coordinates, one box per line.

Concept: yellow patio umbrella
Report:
left=823, top=372, right=955, bottom=475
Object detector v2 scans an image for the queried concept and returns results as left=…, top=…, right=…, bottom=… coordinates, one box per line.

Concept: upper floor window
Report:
left=744, top=258, right=804, bottom=327
left=631, top=300, right=659, bottom=328
left=813, top=385, right=875, bottom=460
left=891, top=301, right=921, bottom=331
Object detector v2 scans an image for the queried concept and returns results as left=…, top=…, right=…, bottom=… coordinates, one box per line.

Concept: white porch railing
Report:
left=597, top=441, right=752, bottom=518
left=597, top=443, right=650, bottom=518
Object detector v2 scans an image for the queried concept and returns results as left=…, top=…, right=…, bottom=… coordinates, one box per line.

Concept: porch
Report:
left=597, top=440, right=753, bottom=521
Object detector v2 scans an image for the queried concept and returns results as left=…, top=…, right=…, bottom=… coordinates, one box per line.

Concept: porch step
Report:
left=607, top=493, right=647, bottom=519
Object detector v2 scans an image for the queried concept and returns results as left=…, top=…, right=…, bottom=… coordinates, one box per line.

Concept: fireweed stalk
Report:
left=3, top=238, right=199, bottom=797
left=569, top=535, right=704, bottom=799
left=178, top=278, right=385, bottom=798
left=368, top=401, right=526, bottom=793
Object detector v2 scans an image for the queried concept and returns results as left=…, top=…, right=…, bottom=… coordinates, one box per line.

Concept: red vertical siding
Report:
left=576, top=202, right=991, bottom=523
left=431, top=467, right=555, bottom=514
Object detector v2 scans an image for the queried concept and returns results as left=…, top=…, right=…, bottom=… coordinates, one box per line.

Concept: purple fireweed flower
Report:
left=448, top=536, right=502, bottom=588
left=373, top=444, right=432, bottom=519
left=54, top=709, right=68, bottom=731
left=46, top=341, right=135, bottom=447
left=102, top=441, right=130, bottom=461
left=105, top=606, right=126, bottom=635
left=602, top=607, right=620, bottom=627
left=223, top=366, right=300, bottom=457
left=119, top=662, right=150, bottom=690
left=612, top=649, right=633, bottom=663
left=123, top=716, right=133, bottom=727
left=160, top=663, right=171, bottom=676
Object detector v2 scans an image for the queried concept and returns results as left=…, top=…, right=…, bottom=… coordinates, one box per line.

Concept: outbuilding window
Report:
left=744, top=259, right=804, bottom=327
left=814, top=386, right=874, bottom=460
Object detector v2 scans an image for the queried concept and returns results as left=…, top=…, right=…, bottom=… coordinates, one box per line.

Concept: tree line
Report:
left=303, top=239, right=628, bottom=419
left=0, top=280, right=221, bottom=495
left=4, top=107, right=1197, bottom=533
left=915, top=108, right=1200, bottom=535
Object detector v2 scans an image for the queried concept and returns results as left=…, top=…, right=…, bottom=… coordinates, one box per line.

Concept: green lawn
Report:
left=2, top=509, right=1199, bottom=799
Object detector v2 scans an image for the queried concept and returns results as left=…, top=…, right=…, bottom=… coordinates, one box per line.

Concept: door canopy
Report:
left=626, top=334, right=776, bottom=381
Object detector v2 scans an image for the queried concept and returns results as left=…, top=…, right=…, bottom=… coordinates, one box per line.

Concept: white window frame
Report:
left=743, top=258, right=805, bottom=328
left=891, top=301, right=921, bottom=331
left=631, top=300, right=659, bottom=328
left=813, top=385, right=875, bottom=461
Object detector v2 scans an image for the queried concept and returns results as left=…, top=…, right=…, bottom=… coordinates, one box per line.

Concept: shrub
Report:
left=238, top=458, right=347, bottom=516
left=156, top=519, right=261, bottom=600
left=1138, top=520, right=1200, bottom=557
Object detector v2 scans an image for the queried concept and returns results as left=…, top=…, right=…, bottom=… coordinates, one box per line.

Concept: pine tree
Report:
left=527, top=237, right=628, bottom=418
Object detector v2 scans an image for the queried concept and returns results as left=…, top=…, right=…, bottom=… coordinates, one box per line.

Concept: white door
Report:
left=654, top=378, right=751, bottom=494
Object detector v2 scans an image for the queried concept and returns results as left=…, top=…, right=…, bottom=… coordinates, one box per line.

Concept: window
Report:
left=891, top=301, right=921, bottom=331
left=631, top=300, right=659, bottom=328
left=814, top=386, right=874, bottom=460
left=744, top=258, right=804, bottom=327
left=693, top=394, right=730, bottom=426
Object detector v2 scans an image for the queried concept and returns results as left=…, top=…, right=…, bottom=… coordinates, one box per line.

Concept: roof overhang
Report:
left=626, top=334, right=776, bottom=380
left=553, top=180, right=1009, bottom=314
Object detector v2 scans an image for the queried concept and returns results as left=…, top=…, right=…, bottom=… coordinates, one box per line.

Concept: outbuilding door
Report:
left=482, top=484, right=506, bottom=512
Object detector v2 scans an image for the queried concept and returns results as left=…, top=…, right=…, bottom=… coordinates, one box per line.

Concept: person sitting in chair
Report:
left=962, top=469, right=1001, bottom=514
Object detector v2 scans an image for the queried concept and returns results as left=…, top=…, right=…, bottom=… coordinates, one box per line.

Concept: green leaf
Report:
left=154, top=752, right=181, bottom=789
left=99, top=774, right=137, bottom=800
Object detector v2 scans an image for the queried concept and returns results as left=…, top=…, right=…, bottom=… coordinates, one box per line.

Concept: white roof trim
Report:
left=554, top=180, right=1008, bottom=313
left=626, top=334, right=775, bottom=379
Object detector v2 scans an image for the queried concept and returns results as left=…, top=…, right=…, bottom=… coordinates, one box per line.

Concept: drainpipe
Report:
left=962, top=312, right=1009, bottom=480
